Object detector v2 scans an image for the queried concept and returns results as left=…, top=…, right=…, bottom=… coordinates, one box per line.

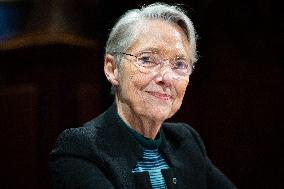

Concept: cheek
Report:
left=176, top=80, right=189, bottom=98
left=121, top=73, right=151, bottom=101
left=131, top=73, right=154, bottom=91
left=172, top=81, right=188, bottom=109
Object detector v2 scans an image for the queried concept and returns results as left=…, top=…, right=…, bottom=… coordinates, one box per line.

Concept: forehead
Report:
left=128, top=19, right=190, bottom=56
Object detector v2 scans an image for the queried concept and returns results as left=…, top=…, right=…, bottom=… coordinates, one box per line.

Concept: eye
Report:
left=173, top=60, right=189, bottom=70
left=139, top=55, right=151, bottom=64
left=137, top=53, right=157, bottom=67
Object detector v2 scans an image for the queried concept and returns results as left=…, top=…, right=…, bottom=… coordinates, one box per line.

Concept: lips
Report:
left=146, top=91, right=172, bottom=100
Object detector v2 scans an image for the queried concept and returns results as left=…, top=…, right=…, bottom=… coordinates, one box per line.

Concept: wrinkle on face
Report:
left=116, top=19, right=190, bottom=137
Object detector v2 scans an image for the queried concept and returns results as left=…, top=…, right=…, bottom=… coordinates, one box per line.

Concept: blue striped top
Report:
left=132, top=148, right=170, bottom=189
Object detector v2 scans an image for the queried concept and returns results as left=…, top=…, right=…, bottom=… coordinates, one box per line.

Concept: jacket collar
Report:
left=94, top=103, right=144, bottom=168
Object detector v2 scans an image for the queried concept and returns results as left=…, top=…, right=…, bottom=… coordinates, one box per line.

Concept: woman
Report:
left=49, top=3, right=237, bottom=189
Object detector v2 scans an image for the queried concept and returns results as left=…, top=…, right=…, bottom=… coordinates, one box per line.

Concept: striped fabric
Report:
left=132, top=149, right=170, bottom=189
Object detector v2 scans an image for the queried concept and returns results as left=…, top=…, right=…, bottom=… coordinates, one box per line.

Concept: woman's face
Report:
left=116, top=19, right=191, bottom=122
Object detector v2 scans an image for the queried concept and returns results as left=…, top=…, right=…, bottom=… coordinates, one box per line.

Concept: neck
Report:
left=116, top=97, right=163, bottom=139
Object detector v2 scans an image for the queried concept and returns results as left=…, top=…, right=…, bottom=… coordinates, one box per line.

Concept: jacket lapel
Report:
left=94, top=103, right=146, bottom=188
left=159, top=126, right=207, bottom=189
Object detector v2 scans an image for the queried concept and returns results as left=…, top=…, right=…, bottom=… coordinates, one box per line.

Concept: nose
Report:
left=154, top=63, right=174, bottom=87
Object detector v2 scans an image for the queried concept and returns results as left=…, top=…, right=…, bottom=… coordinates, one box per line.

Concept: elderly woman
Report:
left=49, top=3, right=237, bottom=189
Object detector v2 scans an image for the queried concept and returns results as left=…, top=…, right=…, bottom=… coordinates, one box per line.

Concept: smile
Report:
left=146, top=91, right=172, bottom=100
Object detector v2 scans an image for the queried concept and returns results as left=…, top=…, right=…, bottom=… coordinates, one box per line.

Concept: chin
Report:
left=145, top=107, right=173, bottom=122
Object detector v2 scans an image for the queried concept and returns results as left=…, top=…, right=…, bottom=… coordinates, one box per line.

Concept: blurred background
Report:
left=0, top=0, right=283, bottom=188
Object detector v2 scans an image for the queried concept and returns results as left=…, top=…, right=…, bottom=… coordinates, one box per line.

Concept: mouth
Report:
left=146, top=91, right=172, bottom=101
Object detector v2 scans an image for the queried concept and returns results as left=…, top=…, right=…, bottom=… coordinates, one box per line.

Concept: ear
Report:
left=104, top=54, right=119, bottom=86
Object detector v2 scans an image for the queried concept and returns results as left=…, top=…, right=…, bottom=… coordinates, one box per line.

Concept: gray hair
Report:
left=105, top=2, right=198, bottom=66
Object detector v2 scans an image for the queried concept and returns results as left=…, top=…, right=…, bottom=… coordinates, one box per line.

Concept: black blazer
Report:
left=49, top=104, right=237, bottom=189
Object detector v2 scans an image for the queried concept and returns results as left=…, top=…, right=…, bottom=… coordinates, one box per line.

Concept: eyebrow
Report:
left=136, top=47, right=160, bottom=54
left=138, top=47, right=187, bottom=56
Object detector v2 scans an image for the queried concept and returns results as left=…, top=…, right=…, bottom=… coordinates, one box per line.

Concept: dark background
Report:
left=0, top=0, right=283, bottom=188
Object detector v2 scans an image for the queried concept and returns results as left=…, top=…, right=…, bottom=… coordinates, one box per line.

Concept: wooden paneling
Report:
left=0, top=44, right=100, bottom=188
left=0, top=84, right=38, bottom=189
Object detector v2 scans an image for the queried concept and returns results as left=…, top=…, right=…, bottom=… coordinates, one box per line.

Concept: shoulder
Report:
left=50, top=117, right=102, bottom=159
left=162, top=122, right=206, bottom=155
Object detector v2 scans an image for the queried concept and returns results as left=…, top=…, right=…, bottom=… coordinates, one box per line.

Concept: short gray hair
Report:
left=105, top=2, right=198, bottom=66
